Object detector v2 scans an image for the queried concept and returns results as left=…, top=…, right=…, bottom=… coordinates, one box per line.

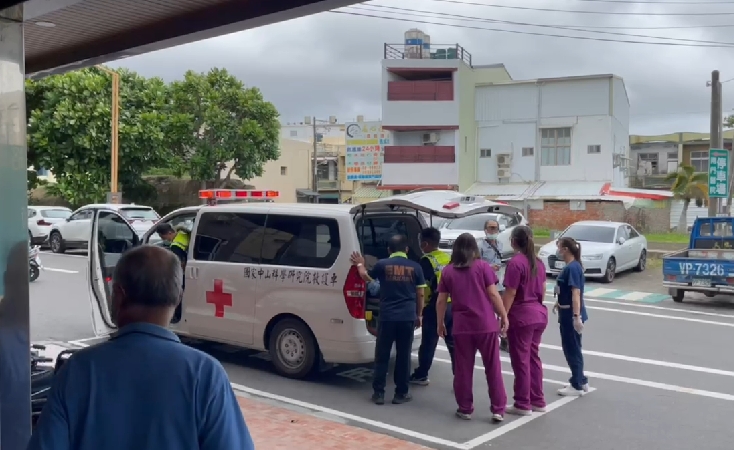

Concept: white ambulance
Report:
left=86, top=189, right=519, bottom=379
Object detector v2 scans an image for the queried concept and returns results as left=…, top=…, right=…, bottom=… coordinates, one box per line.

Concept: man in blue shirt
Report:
left=352, top=235, right=426, bottom=406
left=28, top=245, right=254, bottom=450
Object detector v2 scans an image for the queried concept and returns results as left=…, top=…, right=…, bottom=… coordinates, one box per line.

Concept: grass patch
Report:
left=647, top=258, right=663, bottom=270
left=532, top=228, right=552, bottom=238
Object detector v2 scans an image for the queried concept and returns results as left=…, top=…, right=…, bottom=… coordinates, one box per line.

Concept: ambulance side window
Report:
left=193, top=212, right=266, bottom=263
left=260, top=215, right=340, bottom=269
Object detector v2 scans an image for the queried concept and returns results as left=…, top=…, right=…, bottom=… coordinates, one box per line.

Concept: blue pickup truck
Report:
left=663, top=216, right=734, bottom=302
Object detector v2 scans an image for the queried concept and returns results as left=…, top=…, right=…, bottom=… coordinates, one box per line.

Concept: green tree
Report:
left=27, top=67, right=174, bottom=206
left=666, top=163, right=709, bottom=233
left=168, top=68, right=280, bottom=187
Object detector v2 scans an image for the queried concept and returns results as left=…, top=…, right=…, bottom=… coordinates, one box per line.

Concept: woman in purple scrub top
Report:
left=502, top=226, right=549, bottom=416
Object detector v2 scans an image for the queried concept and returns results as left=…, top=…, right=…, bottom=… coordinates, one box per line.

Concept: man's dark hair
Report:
left=388, top=234, right=408, bottom=253
left=155, top=223, right=175, bottom=236
left=113, top=245, right=182, bottom=308
left=420, top=227, right=441, bottom=248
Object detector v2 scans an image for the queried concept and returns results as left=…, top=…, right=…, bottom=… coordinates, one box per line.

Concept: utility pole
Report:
left=97, top=65, right=120, bottom=203
left=709, top=70, right=723, bottom=216
left=312, top=116, right=318, bottom=195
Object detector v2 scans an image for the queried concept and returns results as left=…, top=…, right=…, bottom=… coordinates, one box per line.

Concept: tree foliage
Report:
left=168, top=68, right=281, bottom=187
left=27, top=67, right=173, bottom=206
left=666, top=163, right=709, bottom=232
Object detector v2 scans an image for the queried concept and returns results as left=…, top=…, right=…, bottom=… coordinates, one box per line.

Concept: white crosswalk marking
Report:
left=617, top=291, right=650, bottom=301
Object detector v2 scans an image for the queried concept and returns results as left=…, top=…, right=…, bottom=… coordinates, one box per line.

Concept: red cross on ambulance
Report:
left=206, top=279, right=232, bottom=318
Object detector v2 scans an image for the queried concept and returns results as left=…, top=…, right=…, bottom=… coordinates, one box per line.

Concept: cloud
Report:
left=112, top=0, right=734, bottom=135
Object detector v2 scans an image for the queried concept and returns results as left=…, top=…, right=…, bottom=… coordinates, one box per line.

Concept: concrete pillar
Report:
left=0, top=4, right=31, bottom=449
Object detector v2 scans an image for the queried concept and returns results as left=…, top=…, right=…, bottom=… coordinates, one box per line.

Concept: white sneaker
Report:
left=582, top=383, right=590, bottom=392
left=491, top=413, right=504, bottom=423
left=557, top=385, right=585, bottom=397
left=532, top=405, right=547, bottom=413
left=506, top=406, right=532, bottom=416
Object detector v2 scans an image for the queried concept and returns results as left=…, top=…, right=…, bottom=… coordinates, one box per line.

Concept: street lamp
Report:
left=96, top=65, right=120, bottom=203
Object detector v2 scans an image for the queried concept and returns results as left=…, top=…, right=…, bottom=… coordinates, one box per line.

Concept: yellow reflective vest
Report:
left=422, top=250, right=451, bottom=304
left=170, top=230, right=190, bottom=253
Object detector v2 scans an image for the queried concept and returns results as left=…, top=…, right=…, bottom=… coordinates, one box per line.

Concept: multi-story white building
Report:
left=378, top=36, right=630, bottom=197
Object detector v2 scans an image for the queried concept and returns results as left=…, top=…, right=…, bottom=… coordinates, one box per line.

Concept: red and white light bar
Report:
left=199, top=189, right=280, bottom=199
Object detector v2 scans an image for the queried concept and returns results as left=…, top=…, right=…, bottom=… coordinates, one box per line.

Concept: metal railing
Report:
left=317, top=179, right=339, bottom=190
left=383, top=43, right=472, bottom=66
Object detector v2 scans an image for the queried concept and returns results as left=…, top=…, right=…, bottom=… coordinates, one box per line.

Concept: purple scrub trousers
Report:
left=507, top=323, right=547, bottom=410
left=453, top=332, right=507, bottom=415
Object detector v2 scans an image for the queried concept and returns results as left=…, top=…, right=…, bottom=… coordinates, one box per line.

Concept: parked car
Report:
left=28, top=206, right=72, bottom=245
left=438, top=212, right=528, bottom=258
left=537, top=220, right=648, bottom=283
left=48, top=204, right=159, bottom=253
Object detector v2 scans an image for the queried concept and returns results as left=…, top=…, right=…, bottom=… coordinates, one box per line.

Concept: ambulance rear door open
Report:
left=87, top=208, right=141, bottom=337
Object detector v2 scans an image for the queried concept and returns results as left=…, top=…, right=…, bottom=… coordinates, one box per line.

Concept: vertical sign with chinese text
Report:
left=345, top=121, right=389, bottom=181
left=708, top=149, right=729, bottom=198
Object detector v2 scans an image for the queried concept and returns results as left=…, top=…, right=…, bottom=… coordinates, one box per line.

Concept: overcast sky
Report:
left=111, top=0, right=734, bottom=136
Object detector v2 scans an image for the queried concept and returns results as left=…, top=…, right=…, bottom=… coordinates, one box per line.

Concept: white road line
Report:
left=231, top=383, right=468, bottom=449
left=538, top=344, right=734, bottom=378
left=44, top=268, right=79, bottom=274
left=435, top=347, right=734, bottom=402
left=585, top=288, right=617, bottom=297
left=542, top=300, right=734, bottom=327
left=579, top=297, right=734, bottom=319
left=617, top=291, right=651, bottom=301
left=460, top=396, right=583, bottom=448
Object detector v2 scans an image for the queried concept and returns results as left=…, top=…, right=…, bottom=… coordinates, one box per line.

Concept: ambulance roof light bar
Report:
left=199, top=189, right=279, bottom=204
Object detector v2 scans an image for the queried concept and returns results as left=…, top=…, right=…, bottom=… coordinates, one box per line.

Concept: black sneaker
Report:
left=371, top=392, right=385, bottom=405
left=392, top=393, right=413, bottom=404
left=409, top=374, right=430, bottom=386
left=500, top=337, right=509, bottom=353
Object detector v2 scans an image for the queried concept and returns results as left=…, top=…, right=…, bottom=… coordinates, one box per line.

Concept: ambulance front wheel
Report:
left=269, top=318, right=318, bottom=379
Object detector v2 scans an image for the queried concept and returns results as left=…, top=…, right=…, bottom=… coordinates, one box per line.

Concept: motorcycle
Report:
left=30, top=344, right=78, bottom=427
left=29, top=245, right=42, bottom=282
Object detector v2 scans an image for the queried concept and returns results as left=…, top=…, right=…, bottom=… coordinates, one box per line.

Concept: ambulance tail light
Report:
left=343, top=266, right=366, bottom=319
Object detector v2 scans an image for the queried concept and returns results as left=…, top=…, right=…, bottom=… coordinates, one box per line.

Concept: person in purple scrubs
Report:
left=502, top=226, right=549, bottom=416
left=436, top=233, right=508, bottom=422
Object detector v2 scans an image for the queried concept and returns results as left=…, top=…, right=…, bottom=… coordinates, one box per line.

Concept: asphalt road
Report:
left=32, top=250, right=734, bottom=450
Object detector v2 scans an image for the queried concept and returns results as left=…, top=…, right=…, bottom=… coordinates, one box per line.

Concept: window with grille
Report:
left=638, top=152, right=659, bottom=173
left=480, top=148, right=491, bottom=158
left=522, top=147, right=534, bottom=157
left=690, top=150, right=709, bottom=173
left=540, top=128, right=571, bottom=166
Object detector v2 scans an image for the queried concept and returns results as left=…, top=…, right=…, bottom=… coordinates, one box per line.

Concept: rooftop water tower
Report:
left=404, top=28, right=424, bottom=59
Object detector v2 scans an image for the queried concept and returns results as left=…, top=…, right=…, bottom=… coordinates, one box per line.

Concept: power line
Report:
left=330, top=10, right=734, bottom=48
left=572, top=0, right=734, bottom=3
left=422, top=0, right=734, bottom=15
left=356, top=5, right=734, bottom=46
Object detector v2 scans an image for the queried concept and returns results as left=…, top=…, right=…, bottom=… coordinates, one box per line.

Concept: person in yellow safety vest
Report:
left=410, top=227, right=456, bottom=386
left=168, top=225, right=190, bottom=323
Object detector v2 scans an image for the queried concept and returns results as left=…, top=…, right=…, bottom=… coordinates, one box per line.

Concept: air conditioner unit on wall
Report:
left=422, top=132, right=439, bottom=145
left=497, top=153, right=512, bottom=166
left=497, top=168, right=512, bottom=179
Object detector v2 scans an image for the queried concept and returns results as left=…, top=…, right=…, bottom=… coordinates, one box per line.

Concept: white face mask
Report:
left=485, top=233, right=499, bottom=240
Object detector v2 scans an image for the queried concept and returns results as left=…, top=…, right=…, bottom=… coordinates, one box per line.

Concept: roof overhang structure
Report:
left=3, top=0, right=360, bottom=77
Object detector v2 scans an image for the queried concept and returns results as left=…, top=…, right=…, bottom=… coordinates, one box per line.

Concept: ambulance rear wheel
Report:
left=269, top=318, right=317, bottom=379
left=670, top=289, right=685, bottom=303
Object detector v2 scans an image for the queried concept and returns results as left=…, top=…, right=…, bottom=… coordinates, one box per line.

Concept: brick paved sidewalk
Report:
left=237, top=396, right=431, bottom=449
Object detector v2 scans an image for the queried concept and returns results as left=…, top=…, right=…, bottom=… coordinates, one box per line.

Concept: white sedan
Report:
left=49, top=203, right=159, bottom=253
left=437, top=212, right=528, bottom=258
left=537, top=220, right=648, bottom=283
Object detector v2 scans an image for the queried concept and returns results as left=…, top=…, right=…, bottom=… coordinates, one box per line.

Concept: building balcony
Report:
left=629, top=174, right=675, bottom=189
left=384, top=43, right=472, bottom=66
left=387, top=81, right=453, bottom=101
left=384, top=146, right=456, bottom=163
left=317, top=179, right=339, bottom=190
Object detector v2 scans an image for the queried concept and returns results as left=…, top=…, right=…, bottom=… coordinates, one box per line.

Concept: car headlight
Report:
left=582, top=254, right=603, bottom=261
left=538, top=250, right=549, bottom=257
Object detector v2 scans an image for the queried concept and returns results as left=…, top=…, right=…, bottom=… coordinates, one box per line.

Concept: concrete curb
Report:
left=534, top=243, right=676, bottom=259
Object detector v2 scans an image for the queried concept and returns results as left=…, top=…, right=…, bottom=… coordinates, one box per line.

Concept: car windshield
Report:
left=120, top=208, right=159, bottom=221
left=561, top=224, right=615, bottom=243
left=40, top=209, right=71, bottom=219
left=442, top=214, right=500, bottom=231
